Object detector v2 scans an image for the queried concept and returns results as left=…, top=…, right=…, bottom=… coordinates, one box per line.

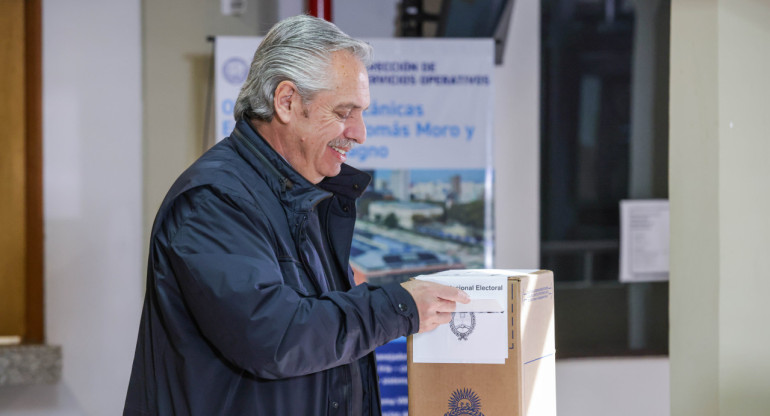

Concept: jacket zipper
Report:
left=295, top=214, right=324, bottom=294
left=322, top=196, right=349, bottom=291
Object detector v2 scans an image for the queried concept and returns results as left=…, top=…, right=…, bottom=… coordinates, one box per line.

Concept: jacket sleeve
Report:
left=164, top=187, right=419, bottom=380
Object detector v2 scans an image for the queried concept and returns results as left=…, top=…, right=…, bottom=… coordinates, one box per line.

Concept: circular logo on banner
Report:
left=450, top=312, right=476, bottom=341
left=445, top=388, right=484, bottom=416
left=222, top=57, right=249, bottom=85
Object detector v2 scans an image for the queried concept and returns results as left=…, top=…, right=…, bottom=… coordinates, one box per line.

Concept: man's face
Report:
left=287, top=51, right=370, bottom=184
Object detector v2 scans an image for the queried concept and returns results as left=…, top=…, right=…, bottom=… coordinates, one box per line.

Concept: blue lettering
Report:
left=348, top=145, right=389, bottom=162
left=366, top=122, right=410, bottom=138
left=364, top=100, right=424, bottom=118
left=416, top=122, right=462, bottom=139
left=465, top=126, right=475, bottom=141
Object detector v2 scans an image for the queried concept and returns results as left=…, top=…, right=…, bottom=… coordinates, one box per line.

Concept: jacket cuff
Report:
left=380, top=282, right=420, bottom=336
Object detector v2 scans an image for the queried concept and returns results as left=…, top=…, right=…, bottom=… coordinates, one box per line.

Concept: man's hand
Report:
left=400, top=280, right=471, bottom=333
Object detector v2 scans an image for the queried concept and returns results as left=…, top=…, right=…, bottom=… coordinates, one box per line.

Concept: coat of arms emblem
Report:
left=449, top=312, right=476, bottom=341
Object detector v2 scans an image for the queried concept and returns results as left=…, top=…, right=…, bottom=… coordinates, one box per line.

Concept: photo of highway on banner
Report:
left=352, top=168, right=488, bottom=286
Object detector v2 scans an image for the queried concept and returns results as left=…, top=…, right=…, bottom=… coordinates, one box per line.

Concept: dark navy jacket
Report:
left=124, top=120, right=419, bottom=415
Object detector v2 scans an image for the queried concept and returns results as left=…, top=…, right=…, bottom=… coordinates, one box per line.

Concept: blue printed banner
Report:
left=375, top=337, right=408, bottom=416
left=354, top=39, right=493, bottom=170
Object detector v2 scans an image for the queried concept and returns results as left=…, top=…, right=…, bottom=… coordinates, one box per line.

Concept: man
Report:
left=124, top=15, right=468, bottom=416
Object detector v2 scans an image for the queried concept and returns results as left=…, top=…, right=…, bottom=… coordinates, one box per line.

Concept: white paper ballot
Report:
left=412, top=272, right=509, bottom=364
left=455, top=298, right=504, bottom=313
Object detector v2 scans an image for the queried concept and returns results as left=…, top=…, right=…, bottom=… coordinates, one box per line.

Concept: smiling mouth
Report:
left=330, top=145, right=349, bottom=155
left=328, top=138, right=356, bottom=156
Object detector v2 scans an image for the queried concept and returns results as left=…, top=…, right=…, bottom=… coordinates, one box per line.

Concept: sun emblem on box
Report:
left=444, top=388, right=484, bottom=416
left=450, top=312, right=476, bottom=340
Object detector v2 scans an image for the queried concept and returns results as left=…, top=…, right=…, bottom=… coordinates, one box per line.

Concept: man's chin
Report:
left=321, top=164, right=343, bottom=179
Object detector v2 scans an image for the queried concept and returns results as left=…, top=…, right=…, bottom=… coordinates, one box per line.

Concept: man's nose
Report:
left=344, top=114, right=366, bottom=145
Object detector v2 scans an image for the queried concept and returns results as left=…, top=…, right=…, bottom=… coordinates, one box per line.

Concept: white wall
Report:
left=143, top=0, right=267, bottom=238
left=492, top=0, right=541, bottom=268
left=670, top=0, right=770, bottom=414
left=669, top=2, right=720, bottom=413
left=716, top=2, right=770, bottom=412
left=0, top=0, right=144, bottom=414
left=557, top=357, right=670, bottom=416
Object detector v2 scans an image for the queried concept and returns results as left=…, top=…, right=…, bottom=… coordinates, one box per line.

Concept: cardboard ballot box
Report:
left=407, top=270, right=556, bottom=416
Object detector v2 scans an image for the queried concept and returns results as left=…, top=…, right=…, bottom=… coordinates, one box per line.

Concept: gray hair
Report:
left=234, top=15, right=372, bottom=122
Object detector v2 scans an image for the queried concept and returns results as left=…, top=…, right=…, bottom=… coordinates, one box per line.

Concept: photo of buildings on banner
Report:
left=352, top=168, right=487, bottom=286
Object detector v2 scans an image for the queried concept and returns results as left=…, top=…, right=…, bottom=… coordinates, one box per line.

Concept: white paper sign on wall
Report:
left=620, top=199, right=670, bottom=282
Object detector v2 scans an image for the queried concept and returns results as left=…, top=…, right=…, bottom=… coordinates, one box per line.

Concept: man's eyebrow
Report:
left=334, top=103, right=371, bottom=113
left=334, top=103, right=363, bottom=110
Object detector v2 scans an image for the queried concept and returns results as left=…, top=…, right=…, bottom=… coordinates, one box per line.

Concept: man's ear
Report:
left=273, top=80, right=299, bottom=124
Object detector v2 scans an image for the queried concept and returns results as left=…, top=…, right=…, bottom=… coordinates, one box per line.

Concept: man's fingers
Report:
left=421, top=311, right=453, bottom=333
left=400, top=279, right=473, bottom=333
left=434, top=298, right=458, bottom=313
left=436, top=311, right=453, bottom=325
left=434, top=284, right=471, bottom=304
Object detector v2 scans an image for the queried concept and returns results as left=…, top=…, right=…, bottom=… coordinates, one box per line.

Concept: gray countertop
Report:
left=0, top=344, right=61, bottom=386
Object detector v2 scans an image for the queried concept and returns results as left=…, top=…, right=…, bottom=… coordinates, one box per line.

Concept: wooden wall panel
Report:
left=25, top=0, right=44, bottom=344
left=0, top=0, right=28, bottom=338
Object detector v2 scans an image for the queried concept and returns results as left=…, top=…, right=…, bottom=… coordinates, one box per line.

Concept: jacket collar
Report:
left=230, top=119, right=371, bottom=211
left=319, top=163, right=371, bottom=201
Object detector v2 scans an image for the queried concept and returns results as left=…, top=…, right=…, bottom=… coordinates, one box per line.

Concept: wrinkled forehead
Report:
left=328, top=51, right=368, bottom=86
left=295, top=50, right=370, bottom=111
